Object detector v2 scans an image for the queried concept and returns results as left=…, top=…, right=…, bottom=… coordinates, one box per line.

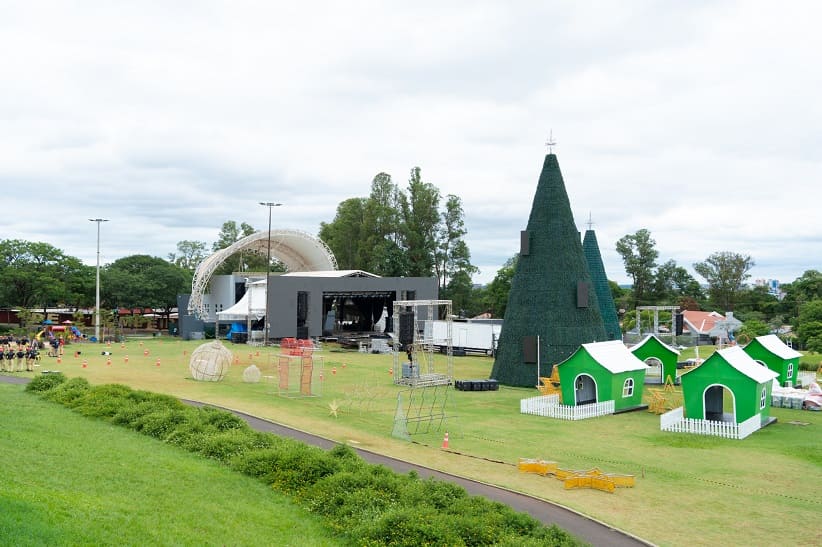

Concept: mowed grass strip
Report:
left=0, top=384, right=342, bottom=546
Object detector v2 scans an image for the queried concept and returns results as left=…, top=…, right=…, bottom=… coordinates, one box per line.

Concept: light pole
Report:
left=88, top=218, right=109, bottom=343
left=259, top=202, right=282, bottom=345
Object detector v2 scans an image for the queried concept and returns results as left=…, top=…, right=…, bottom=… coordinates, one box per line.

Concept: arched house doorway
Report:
left=703, top=383, right=736, bottom=422
left=574, top=373, right=597, bottom=406
left=644, top=357, right=663, bottom=383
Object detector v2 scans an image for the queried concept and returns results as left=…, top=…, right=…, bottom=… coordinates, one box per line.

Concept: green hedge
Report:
left=26, top=374, right=585, bottom=546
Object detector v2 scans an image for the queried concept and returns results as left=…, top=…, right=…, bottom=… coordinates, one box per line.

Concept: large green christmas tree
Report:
left=490, top=154, right=606, bottom=387
left=583, top=229, right=622, bottom=341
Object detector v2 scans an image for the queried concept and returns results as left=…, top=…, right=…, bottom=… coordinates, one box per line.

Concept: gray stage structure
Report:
left=179, top=271, right=437, bottom=342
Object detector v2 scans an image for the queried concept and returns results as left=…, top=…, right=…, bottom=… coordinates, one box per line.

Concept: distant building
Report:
left=754, top=278, right=785, bottom=300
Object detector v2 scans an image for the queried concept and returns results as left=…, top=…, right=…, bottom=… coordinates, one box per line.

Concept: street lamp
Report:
left=88, top=218, right=109, bottom=343
left=259, top=202, right=282, bottom=345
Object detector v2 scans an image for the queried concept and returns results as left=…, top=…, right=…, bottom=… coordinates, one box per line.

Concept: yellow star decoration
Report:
left=328, top=399, right=340, bottom=418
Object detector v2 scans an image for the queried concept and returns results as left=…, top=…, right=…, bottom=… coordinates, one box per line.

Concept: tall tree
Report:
left=616, top=229, right=659, bottom=307
left=361, top=173, right=406, bottom=275
left=401, top=167, right=440, bottom=277
left=481, top=255, right=518, bottom=318
left=797, top=300, right=822, bottom=352
left=435, top=194, right=477, bottom=291
left=651, top=259, right=703, bottom=304
left=319, top=198, right=367, bottom=270
left=211, top=221, right=258, bottom=275
left=168, top=240, right=208, bottom=271
left=693, top=251, right=754, bottom=311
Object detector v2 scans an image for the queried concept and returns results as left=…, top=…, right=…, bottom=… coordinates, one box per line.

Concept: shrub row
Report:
left=25, top=374, right=584, bottom=546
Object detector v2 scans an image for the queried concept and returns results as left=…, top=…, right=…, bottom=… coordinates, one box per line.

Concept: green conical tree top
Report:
left=583, top=229, right=622, bottom=340
left=490, top=154, right=606, bottom=387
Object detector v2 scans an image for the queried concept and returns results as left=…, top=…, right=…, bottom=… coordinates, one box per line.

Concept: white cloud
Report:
left=0, top=1, right=819, bottom=287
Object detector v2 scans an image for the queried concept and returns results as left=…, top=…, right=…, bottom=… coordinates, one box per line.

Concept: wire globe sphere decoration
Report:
left=189, top=341, right=233, bottom=382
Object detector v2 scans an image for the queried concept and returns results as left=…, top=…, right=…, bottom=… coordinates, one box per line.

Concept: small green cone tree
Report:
left=583, top=229, right=622, bottom=341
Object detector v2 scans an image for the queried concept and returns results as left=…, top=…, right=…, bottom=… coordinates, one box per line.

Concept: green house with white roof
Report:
left=681, top=346, right=778, bottom=424
left=630, top=334, right=680, bottom=385
left=742, top=334, right=801, bottom=387
left=556, top=340, right=647, bottom=412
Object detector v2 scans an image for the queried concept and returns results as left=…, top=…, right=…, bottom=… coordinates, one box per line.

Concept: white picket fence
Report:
left=520, top=394, right=614, bottom=420
left=660, top=407, right=762, bottom=439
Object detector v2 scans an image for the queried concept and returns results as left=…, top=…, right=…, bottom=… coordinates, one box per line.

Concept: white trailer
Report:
left=426, top=319, right=501, bottom=356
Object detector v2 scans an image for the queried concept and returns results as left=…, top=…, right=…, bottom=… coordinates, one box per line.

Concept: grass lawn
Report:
left=0, top=383, right=341, bottom=546
left=8, top=336, right=822, bottom=546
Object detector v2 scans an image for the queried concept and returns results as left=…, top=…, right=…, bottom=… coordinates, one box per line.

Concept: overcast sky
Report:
left=2, top=1, right=820, bottom=286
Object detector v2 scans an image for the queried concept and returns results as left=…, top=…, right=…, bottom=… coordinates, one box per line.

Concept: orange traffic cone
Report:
left=441, top=432, right=449, bottom=450
left=156, top=358, right=161, bottom=367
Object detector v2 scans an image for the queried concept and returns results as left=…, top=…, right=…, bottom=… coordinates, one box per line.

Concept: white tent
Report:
left=216, top=280, right=267, bottom=322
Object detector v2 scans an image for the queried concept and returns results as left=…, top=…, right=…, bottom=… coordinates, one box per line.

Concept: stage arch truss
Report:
left=188, top=229, right=338, bottom=320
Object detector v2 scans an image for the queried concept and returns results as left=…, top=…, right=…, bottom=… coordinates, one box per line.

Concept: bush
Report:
left=111, top=398, right=189, bottom=429
left=69, top=384, right=138, bottom=419
left=42, top=377, right=91, bottom=406
left=196, top=429, right=275, bottom=462
left=132, top=408, right=192, bottom=439
left=230, top=442, right=340, bottom=494
left=25, top=372, right=67, bottom=393
left=364, top=506, right=463, bottom=546
left=200, top=406, right=248, bottom=432
left=304, top=466, right=407, bottom=534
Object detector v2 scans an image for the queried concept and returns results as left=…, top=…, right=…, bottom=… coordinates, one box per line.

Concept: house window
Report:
left=760, top=388, right=767, bottom=410
left=787, top=363, right=794, bottom=383
left=622, top=378, right=634, bottom=397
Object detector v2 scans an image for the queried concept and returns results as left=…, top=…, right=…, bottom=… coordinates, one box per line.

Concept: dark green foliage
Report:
left=41, top=377, right=91, bottom=406
left=583, top=230, right=622, bottom=340
left=304, top=468, right=405, bottom=533
left=400, top=476, right=467, bottom=510
left=199, top=405, right=248, bottom=431
left=25, top=372, right=67, bottom=393
left=367, top=506, right=464, bottom=546
left=196, top=429, right=274, bottom=462
left=230, top=442, right=340, bottom=494
left=67, top=383, right=135, bottom=418
left=492, top=154, right=606, bottom=387
left=132, top=408, right=191, bottom=439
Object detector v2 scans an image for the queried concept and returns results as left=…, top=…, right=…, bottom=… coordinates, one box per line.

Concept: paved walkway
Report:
left=1, top=374, right=651, bottom=546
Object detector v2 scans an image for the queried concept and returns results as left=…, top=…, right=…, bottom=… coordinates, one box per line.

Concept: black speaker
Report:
left=576, top=281, right=589, bottom=308
left=296, top=326, right=309, bottom=340
left=520, top=230, right=530, bottom=256
left=522, top=336, right=537, bottom=364
left=297, top=292, right=308, bottom=323
left=675, top=313, right=684, bottom=336
left=398, top=310, right=414, bottom=345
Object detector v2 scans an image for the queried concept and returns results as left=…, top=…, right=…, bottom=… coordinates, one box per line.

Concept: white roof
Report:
left=718, top=346, right=779, bottom=383
left=632, top=334, right=680, bottom=355
left=281, top=270, right=380, bottom=278
left=754, top=334, right=802, bottom=359
left=216, top=280, right=267, bottom=321
left=578, top=340, right=647, bottom=373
